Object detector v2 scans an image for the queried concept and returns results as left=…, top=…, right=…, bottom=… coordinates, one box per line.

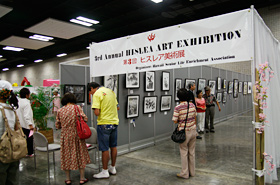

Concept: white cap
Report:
left=0, top=80, right=13, bottom=90
left=53, top=88, right=58, bottom=93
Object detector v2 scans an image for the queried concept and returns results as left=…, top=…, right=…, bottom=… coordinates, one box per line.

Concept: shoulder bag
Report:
left=0, top=106, right=28, bottom=163
left=75, top=105, right=91, bottom=140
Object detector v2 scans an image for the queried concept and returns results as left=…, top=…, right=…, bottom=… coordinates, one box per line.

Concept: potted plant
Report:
left=30, top=87, right=55, bottom=143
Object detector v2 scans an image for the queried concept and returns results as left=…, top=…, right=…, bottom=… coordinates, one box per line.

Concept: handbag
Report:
left=171, top=102, right=190, bottom=143
left=75, top=105, right=91, bottom=140
left=0, top=106, right=28, bottom=163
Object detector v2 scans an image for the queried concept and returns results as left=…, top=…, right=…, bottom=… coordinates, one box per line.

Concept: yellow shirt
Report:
left=92, top=87, right=119, bottom=125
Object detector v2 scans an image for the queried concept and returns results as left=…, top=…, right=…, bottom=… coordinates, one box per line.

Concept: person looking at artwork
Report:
left=88, top=82, right=120, bottom=179
left=56, top=92, right=90, bottom=185
left=52, top=88, right=60, bottom=118
left=172, top=88, right=197, bottom=179
left=0, top=80, right=20, bottom=185
left=203, top=86, right=221, bottom=133
left=195, top=90, right=206, bottom=134
left=16, top=87, right=35, bottom=157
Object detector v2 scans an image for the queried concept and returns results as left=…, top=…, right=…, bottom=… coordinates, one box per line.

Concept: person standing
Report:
left=203, top=86, right=221, bottom=133
left=0, top=80, right=20, bottom=185
left=172, top=88, right=197, bottom=179
left=89, top=82, right=119, bottom=179
left=195, top=90, right=206, bottom=134
left=16, top=88, right=35, bottom=157
left=52, top=88, right=60, bottom=118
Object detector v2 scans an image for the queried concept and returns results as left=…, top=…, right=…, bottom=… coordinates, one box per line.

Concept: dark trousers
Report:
left=0, top=161, right=19, bottom=185
left=205, top=106, right=215, bottom=130
left=22, top=127, right=34, bottom=155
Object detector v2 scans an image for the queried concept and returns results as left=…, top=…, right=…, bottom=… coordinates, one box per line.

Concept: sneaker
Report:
left=109, top=166, right=117, bottom=175
left=93, top=169, right=110, bottom=179
left=26, top=154, right=34, bottom=158
left=205, top=129, right=209, bottom=133
left=196, top=136, right=202, bottom=139
left=210, top=129, right=215, bottom=133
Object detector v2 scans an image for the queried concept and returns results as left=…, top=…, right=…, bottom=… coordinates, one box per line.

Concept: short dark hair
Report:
left=61, top=92, right=77, bottom=106
left=177, top=88, right=192, bottom=102
left=19, top=88, right=30, bottom=98
left=188, top=82, right=195, bottom=89
left=196, top=90, right=202, bottom=96
left=88, top=82, right=100, bottom=91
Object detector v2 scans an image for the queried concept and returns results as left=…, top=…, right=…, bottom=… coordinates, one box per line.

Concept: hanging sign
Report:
left=90, top=9, right=252, bottom=77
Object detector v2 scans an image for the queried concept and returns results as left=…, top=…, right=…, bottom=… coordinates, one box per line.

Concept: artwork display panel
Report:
left=127, top=95, right=140, bottom=118
left=223, top=79, right=227, bottom=89
left=160, top=95, right=172, bottom=111
left=216, top=92, right=222, bottom=103
left=222, top=91, right=227, bottom=103
left=248, top=82, right=252, bottom=94
left=243, top=82, right=248, bottom=95
left=238, top=81, right=243, bottom=93
left=185, top=79, right=196, bottom=90
left=217, top=77, right=222, bottom=90
left=197, top=78, right=206, bottom=94
left=145, top=71, right=155, bottom=92
left=126, top=72, right=140, bottom=88
left=228, top=81, right=233, bottom=94
left=208, top=80, right=216, bottom=94
left=144, top=96, right=157, bottom=114
left=162, top=72, right=170, bottom=91
left=233, top=79, right=238, bottom=98
left=104, top=75, right=118, bottom=98
left=64, top=85, right=85, bottom=103
left=175, top=78, right=182, bottom=101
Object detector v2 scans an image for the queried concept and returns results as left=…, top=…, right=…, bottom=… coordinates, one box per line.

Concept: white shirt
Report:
left=0, top=103, right=16, bottom=136
left=16, top=97, right=35, bottom=129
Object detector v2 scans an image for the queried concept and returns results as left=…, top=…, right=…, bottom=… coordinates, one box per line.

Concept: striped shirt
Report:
left=172, top=102, right=196, bottom=131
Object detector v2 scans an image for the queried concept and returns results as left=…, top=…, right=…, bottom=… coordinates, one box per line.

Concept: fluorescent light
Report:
left=0, top=55, right=2, bottom=58
left=3, top=46, right=24, bottom=52
left=76, top=16, right=99, bottom=24
left=86, top=46, right=90, bottom=49
left=57, top=53, right=67, bottom=57
left=151, top=0, right=163, bottom=3
left=70, top=19, right=92, bottom=27
left=34, top=59, right=43, bottom=63
left=29, top=36, right=49, bottom=41
left=17, top=64, right=24, bottom=67
left=29, top=34, right=53, bottom=42
left=2, top=68, right=9, bottom=71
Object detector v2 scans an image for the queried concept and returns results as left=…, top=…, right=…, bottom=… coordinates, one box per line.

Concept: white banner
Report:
left=90, top=9, right=253, bottom=77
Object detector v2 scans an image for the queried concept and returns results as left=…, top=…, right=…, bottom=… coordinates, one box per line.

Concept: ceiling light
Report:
left=86, top=46, right=90, bottom=49
left=17, top=64, right=24, bottom=67
left=2, top=68, right=9, bottom=71
left=70, top=19, right=92, bottom=27
left=34, top=59, right=43, bottom=63
left=57, top=53, right=67, bottom=57
left=3, top=46, right=24, bottom=52
left=76, top=16, right=99, bottom=24
left=151, top=0, right=163, bottom=3
left=0, top=55, right=2, bottom=58
left=29, top=34, right=54, bottom=42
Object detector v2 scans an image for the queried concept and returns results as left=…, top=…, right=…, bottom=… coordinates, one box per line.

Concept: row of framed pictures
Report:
left=127, top=95, right=172, bottom=118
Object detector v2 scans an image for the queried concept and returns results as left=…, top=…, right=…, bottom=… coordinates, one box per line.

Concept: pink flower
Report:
left=259, top=113, right=266, bottom=121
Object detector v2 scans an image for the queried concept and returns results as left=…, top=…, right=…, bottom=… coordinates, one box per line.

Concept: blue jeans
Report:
left=97, top=125, right=118, bottom=151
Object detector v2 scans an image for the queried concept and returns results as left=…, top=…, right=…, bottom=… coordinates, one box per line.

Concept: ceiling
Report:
left=0, top=0, right=279, bottom=70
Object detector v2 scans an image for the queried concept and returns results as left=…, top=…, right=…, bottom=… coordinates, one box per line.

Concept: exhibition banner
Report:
left=90, top=9, right=253, bottom=77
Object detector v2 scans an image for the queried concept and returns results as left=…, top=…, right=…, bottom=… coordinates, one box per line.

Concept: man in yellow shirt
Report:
left=89, top=82, right=119, bottom=179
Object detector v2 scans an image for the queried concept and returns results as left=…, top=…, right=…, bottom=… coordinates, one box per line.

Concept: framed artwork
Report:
left=127, top=95, right=140, bottom=118
left=197, top=78, right=206, bottom=94
left=143, top=96, right=157, bottom=114
left=216, top=92, right=222, bottom=103
left=185, top=79, right=196, bottom=90
left=208, top=80, right=216, bottom=94
left=162, top=71, right=170, bottom=91
left=223, top=79, right=227, bottom=89
left=228, top=81, right=233, bottom=94
left=64, top=84, right=85, bottom=103
left=243, top=82, right=248, bottom=95
left=233, top=79, right=238, bottom=98
left=248, top=82, right=252, bottom=94
left=104, top=75, right=118, bottom=98
left=175, top=78, right=182, bottom=101
left=126, top=72, right=140, bottom=88
left=222, top=91, right=227, bottom=103
left=217, top=77, right=222, bottom=90
left=238, top=81, right=243, bottom=93
left=87, top=83, right=92, bottom=105
left=160, top=95, right=172, bottom=111
left=145, top=71, right=155, bottom=92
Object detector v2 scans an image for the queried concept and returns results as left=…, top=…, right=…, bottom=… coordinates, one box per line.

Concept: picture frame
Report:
left=238, top=81, right=243, bottom=93
left=185, top=79, right=196, bottom=90
left=197, top=78, right=206, bottom=94
left=127, top=95, right=140, bottom=118
left=64, top=84, right=85, bottom=103
left=217, top=77, right=222, bottom=90
left=143, top=96, right=157, bottom=114
left=175, top=78, right=182, bottom=101
left=222, top=91, right=227, bottom=103
left=233, top=79, right=238, bottom=98
left=216, top=92, right=222, bottom=103
left=104, top=75, right=118, bottom=98
left=243, top=82, right=248, bottom=95
left=145, top=71, right=155, bottom=92
left=208, top=80, right=216, bottom=94
left=160, top=95, right=172, bottom=111
left=223, top=79, right=227, bottom=89
left=126, top=72, right=140, bottom=88
left=228, top=81, right=233, bottom=94
left=248, top=82, right=252, bottom=94
left=162, top=71, right=170, bottom=91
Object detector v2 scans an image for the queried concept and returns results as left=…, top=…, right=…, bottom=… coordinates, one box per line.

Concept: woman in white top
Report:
left=0, top=80, right=20, bottom=185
